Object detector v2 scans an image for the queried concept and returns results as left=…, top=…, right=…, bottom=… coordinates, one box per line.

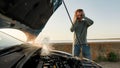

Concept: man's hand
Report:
left=82, top=12, right=85, bottom=18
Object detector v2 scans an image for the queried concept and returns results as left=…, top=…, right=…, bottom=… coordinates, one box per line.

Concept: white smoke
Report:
left=39, top=37, right=53, bottom=56
left=33, top=35, right=54, bottom=56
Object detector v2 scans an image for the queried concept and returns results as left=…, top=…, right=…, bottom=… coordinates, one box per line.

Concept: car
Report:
left=0, top=29, right=102, bottom=68
left=0, top=0, right=102, bottom=68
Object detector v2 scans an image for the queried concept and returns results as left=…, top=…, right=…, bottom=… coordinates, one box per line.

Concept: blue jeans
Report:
left=73, top=44, right=91, bottom=59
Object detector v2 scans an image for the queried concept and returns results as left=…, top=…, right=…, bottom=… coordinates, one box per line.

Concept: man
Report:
left=71, top=9, right=94, bottom=59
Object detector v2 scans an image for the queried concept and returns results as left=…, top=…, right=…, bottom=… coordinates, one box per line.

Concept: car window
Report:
left=0, top=29, right=27, bottom=49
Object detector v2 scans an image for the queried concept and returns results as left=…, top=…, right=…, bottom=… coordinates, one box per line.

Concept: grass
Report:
left=107, top=52, right=119, bottom=62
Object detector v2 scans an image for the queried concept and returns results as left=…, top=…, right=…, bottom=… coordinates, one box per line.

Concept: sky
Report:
left=37, top=0, right=120, bottom=41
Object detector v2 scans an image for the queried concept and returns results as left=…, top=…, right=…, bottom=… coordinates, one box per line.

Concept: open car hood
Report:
left=0, top=1, right=103, bottom=68
left=0, top=0, right=62, bottom=38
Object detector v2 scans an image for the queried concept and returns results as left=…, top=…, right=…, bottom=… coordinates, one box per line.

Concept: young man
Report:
left=71, top=9, right=94, bottom=59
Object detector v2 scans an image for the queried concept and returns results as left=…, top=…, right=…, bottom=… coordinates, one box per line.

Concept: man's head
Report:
left=74, top=9, right=84, bottom=21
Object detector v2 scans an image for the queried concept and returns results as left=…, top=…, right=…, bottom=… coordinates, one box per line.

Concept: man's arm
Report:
left=83, top=17, right=94, bottom=26
left=70, top=20, right=78, bottom=32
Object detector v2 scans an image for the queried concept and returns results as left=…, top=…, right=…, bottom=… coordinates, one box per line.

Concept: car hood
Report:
left=0, top=0, right=62, bottom=38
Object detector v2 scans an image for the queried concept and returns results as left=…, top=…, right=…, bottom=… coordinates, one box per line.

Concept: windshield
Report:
left=0, top=29, right=27, bottom=49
